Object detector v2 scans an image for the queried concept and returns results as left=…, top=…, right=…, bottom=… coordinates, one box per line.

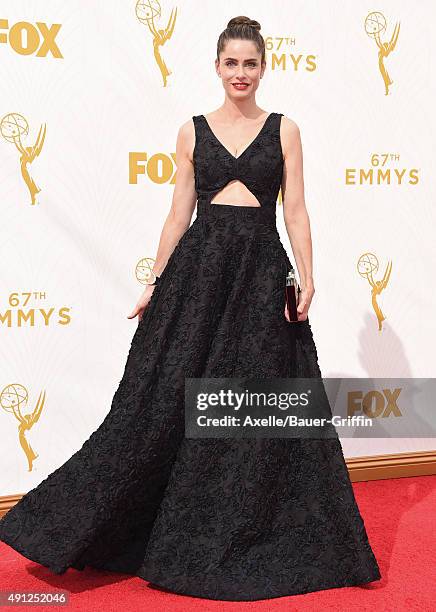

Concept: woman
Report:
left=0, top=16, right=381, bottom=601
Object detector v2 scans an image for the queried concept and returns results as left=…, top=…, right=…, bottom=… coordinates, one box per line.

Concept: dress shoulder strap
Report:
left=273, top=113, right=284, bottom=156
left=274, top=112, right=284, bottom=126
left=192, top=115, right=203, bottom=143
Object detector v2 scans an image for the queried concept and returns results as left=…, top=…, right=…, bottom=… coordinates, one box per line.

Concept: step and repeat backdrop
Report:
left=0, top=1, right=435, bottom=494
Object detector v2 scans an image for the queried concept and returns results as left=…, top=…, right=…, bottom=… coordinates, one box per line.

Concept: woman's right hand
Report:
left=127, top=284, right=156, bottom=322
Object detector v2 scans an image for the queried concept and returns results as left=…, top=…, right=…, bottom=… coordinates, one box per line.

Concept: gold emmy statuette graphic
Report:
left=135, top=0, right=178, bottom=87
left=364, top=12, right=400, bottom=96
left=357, top=252, right=392, bottom=332
left=0, top=113, right=47, bottom=205
left=0, top=384, right=46, bottom=472
left=136, top=256, right=158, bottom=284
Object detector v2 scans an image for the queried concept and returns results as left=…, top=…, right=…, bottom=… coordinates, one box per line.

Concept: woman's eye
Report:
left=226, top=62, right=257, bottom=67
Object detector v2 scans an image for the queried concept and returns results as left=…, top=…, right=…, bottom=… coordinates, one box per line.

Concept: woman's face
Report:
left=215, top=39, right=265, bottom=99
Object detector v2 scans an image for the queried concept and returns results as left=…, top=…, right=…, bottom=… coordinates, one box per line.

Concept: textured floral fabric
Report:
left=0, top=112, right=381, bottom=601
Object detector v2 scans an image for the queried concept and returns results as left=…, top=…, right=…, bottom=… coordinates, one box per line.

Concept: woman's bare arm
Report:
left=150, top=119, right=198, bottom=277
left=280, top=117, right=315, bottom=319
left=128, top=118, right=197, bottom=320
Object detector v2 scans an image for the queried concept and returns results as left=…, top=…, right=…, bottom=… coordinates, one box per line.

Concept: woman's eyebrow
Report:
left=223, top=57, right=259, bottom=62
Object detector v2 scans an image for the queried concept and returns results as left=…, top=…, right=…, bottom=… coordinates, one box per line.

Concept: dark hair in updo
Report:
left=217, top=16, right=266, bottom=64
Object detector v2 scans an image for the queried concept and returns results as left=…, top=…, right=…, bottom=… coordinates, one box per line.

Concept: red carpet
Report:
left=1, top=475, right=435, bottom=611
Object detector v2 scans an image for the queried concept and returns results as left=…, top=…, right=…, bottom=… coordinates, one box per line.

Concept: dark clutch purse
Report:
left=285, top=269, right=301, bottom=322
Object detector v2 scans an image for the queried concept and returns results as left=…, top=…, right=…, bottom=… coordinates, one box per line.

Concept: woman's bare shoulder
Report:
left=279, top=115, right=302, bottom=160
left=175, top=117, right=197, bottom=162
left=280, top=115, right=300, bottom=136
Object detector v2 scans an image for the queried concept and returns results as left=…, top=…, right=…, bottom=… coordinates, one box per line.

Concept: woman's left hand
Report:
left=284, top=285, right=314, bottom=322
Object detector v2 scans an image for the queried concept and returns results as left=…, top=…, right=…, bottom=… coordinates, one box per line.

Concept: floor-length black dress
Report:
left=0, top=112, right=381, bottom=601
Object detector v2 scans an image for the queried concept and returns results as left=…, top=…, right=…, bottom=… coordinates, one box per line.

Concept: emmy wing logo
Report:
left=364, top=12, right=400, bottom=95
left=136, top=257, right=157, bottom=284
left=135, top=0, right=178, bottom=87
left=357, top=253, right=392, bottom=332
left=1, top=384, right=46, bottom=472
left=0, top=113, right=46, bottom=205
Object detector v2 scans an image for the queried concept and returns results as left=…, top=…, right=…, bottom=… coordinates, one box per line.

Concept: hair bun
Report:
left=227, top=16, right=261, bottom=32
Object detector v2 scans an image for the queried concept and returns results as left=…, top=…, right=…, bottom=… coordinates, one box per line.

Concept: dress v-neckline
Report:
left=201, top=112, right=274, bottom=161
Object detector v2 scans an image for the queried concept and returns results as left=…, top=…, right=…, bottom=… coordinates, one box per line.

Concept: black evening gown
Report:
left=0, top=112, right=381, bottom=601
